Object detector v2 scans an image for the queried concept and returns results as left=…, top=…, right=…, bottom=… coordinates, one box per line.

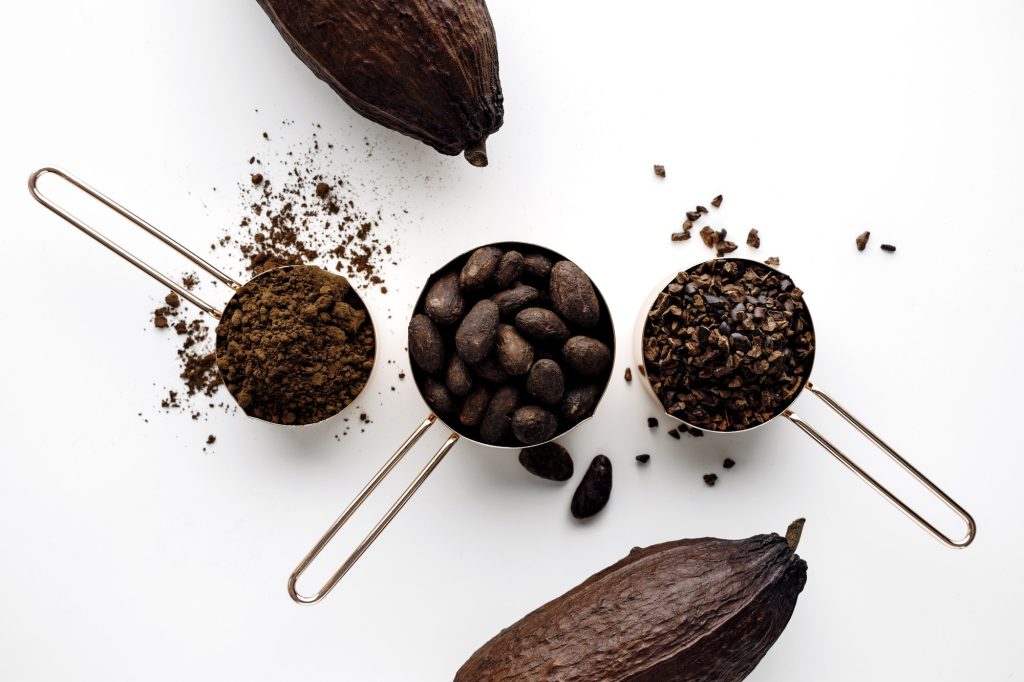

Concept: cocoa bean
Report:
left=493, top=250, right=523, bottom=289
left=473, top=357, right=510, bottom=383
left=525, top=359, right=565, bottom=406
left=550, top=260, right=600, bottom=328
left=422, top=377, right=455, bottom=414
left=562, top=336, right=612, bottom=377
left=492, top=283, right=539, bottom=316
left=445, top=354, right=474, bottom=396
left=423, top=272, right=464, bottom=325
left=455, top=299, right=499, bottom=364
left=460, top=246, right=503, bottom=291
left=514, top=307, right=570, bottom=343
left=561, top=384, right=600, bottom=425
left=518, top=442, right=574, bottom=482
left=459, top=386, right=491, bottom=428
left=495, top=324, right=534, bottom=376
left=521, top=253, right=552, bottom=280
left=571, top=454, right=612, bottom=519
left=408, top=314, right=444, bottom=374
left=511, top=406, right=558, bottom=445
left=479, top=386, right=520, bottom=444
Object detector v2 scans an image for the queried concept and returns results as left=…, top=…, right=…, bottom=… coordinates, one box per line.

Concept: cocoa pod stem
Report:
left=786, top=518, right=806, bottom=552
left=464, top=138, right=489, bottom=167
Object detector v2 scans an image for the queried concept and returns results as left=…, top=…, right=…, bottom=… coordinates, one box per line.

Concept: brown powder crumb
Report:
left=154, top=314, right=168, bottom=329
left=746, top=229, right=760, bottom=249
left=856, top=231, right=870, bottom=251
left=653, top=164, right=666, bottom=177
left=316, top=181, right=331, bottom=198
left=251, top=173, right=264, bottom=186
left=165, top=292, right=181, bottom=308
left=711, top=194, right=723, bottom=208
left=181, top=273, right=199, bottom=290
left=206, top=434, right=216, bottom=445
left=624, top=367, right=632, bottom=383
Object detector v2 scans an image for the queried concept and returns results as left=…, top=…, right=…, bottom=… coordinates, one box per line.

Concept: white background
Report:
left=2, top=1, right=1023, bottom=680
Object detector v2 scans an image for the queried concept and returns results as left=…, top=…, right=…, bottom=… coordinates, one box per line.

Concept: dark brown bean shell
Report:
left=521, top=253, right=553, bottom=280
left=445, top=354, right=474, bottom=396
left=423, top=272, right=464, bottom=325
left=571, top=454, right=612, bottom=519
left=526, top=359, right=565, bottom=406
left=455, top=299, right=499, bottom=364
left=518, top=442, right=574, bottom=482
left=494, top=251, right=523, bottom=289
left=495, top=324, right=534, bottom=376
left=511, top=406, right=558, bottom=445
left=408, top=314, right=445, bottom=374
left=479, top=386, right=520, bottom=444
left=561, top=384, right=600, bottom=425
left=492, top=283, right=539, bottom=316
left=460, top=246, right=503, bottom=291
left=514, top=307, right=571, bottom=343
left=562, top=336, right=612, bottom=377
left=550, top=260, right=600, bottom=328
left=459, top=386, right=491, bottom=428
left=422, top=377, right=456, bottom=414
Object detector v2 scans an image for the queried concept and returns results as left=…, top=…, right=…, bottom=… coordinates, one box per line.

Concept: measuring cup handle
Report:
left=784, top=382, right=976, bottom=548
left=28, top=167, right=241, bottom=319
left=288, top=413, right=458, bottom=604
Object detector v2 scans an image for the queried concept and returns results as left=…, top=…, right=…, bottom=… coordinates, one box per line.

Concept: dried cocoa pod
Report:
left=518, top=442, right=574, bottom=482
left=549, top=260, right=600, bottom=328
left=422, top=377, right=455, bottom=414
left=514, top=307, right=570, bottom=343
left=526, top=359, right=565, bottom=406
left=255, top=0, right=503, bottom=166
left=562, top=336, right=612, bottom=377
left=459, top=386, right=491, bottom=428
left=492, top=283, right=539, bottom=316
left=494, top=251, right=523, bottom=289
left=495, top=324, right=534, bottom=376
left=521, top=253, right=552, bottom=281
left=445, top=354, right=474, bottom=397
left=560, top=384, right=600, bottom=425
left=570, top=454, right=612, bottom=519
left=479, top=386, right=520, bottom=444
left=511, top=406, right=558, bottom=445
left=456, top=300, right=500, bottom=364
left=461, top=246, right=504, bottom=291
left=454, top=520, right=808, bottom=682
left=408, top=314, right=445, bottom=374
left=424, top=272, right=464, bottom=325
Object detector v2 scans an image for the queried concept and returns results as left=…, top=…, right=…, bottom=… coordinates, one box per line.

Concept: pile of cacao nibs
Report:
left=642, top=258, right=815, bottom=431
left=408, top=243, right=614, bottom=447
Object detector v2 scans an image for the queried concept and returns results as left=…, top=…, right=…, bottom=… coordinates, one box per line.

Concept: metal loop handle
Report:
left=784, top=382, right=976, bottom=548
left=288, top=414, right=459, bottom=604
left=28, top=167, right=240, bottom=319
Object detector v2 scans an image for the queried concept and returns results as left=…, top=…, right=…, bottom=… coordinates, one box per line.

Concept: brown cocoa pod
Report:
left=511, top=406, right=558, bottom=445
left=445, top=354, right=474, bottom=396
left=460, top=246, right=503, bottom=291
left=525, top=359, right=565, bottom=406
left=560, top=384, right=600, bottom=425
left=550, top=260, right=600, bottom=328
left=571, top=454, right=612, bottom=519
left=495, top=324, right=534, bottom=376
left=459, top=386, right=491, bottom=428
left=455, top=521, right=808, bottom=682
left=455, top=299, right=499, bottom=364
left=423, top=272, right=464, bottom=325
left=562, top=336, right=612, bottom=377
left=422, top=377, right=455, bottom=414
left=408, top=314, right=445, bottom=374
left=493, top=250, right=523, bottom=289
left=492, top=283, right=539, bottom=316
left=514, top=307, right=570, bottom=343
left=254, top=0, right=503, bottom=166
left=518, top=442, right=574, bottom=482
left=521, top=253, right=553, bottom=280
left=479, top=386, right=520, bottom=444
left=473, top=357, right=510, bottom=384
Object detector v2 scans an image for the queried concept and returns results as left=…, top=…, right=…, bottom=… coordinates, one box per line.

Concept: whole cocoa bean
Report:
left=562, top=336, right=612, bottom=377
left=514, top=307, right=570, bottom=343
left=518, top=442, right=574, bottom=481
left=423, top=272, right=464, bottom=325
left=571, top=455, right=612, bottom=519
left=473, top=357, right=510, bottom=383
left=511, top=406, right=558, bottom=445
left=459, top=386, right=491, bottom=427
left=496, top=324, right=534, bottom=376
left=408, top=314, right=445, bottom=374
left=460, top=246, right=503, bottom=291
left=492, top=283, right=539, bottom=316
left=422, top=377, right=456, bottom=414
left=445, top=354, right=474, bottom=396
left=494, top=250, right=523, bottom=289
left=526, top=359, right=565, bottom=405
left=479, top=386, right=520, bottom=444
left=456, top=299, right=499, bottom=364
left=561, top=384, right=600, bottom=425
left=522, top=253, right=553, bottom=280
left=550, top=260, right=600, bottom=328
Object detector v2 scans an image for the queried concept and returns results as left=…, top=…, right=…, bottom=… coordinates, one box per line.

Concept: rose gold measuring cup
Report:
left=28, top=167, right=376, bottom=425
left=634, top=257, right=975, bottom=548
left=287, top=242, right=616, bottom=604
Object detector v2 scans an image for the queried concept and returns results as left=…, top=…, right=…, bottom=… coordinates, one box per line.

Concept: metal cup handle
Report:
left=784, top=382, right=976, bottom=548
left=28, top=167, right=240, bottom=318
left=288, top=414, right=459, bottom=604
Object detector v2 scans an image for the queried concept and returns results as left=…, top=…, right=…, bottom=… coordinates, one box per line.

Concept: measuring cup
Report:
left=28, top=167, right=376, bottom=425
left=288, top=242, right=616, bottom=604
left=634, top=257, right=975, bottom=548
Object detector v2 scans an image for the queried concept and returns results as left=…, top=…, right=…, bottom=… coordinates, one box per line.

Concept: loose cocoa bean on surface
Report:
left=460, top=246, right=503, bottom=291
left=495, top=324, right=534, bottom=376
left=550, top=260, right=600, bottom=328
left=511, top=406, right=558, bottom=445
left=571, top=455, right=612, bottom=519
left=494, top=251, right=523, bottom=289
left=456, top=300, right=500, bottom=364
left=492, top=283, right=539, bottom=315
left=409, top=314, right=445, bottom=374
left=479, top=386, right=520, bottom=444
left=526, top=359, right=565, bottom=405
left=514, top=307, right=570, bottom=342
left=518, top=442, right=573, bottom=481
left=562, top=336, right=612, bottom=377
left=423, top=272, right=464, bottom=325
left=445, top=355, right=474, bottom=396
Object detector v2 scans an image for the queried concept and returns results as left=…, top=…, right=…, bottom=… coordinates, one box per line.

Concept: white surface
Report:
left=2, top=1, right=1023, bottom=680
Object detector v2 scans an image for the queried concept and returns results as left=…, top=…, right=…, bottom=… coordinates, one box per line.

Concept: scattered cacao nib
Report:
left=686, top=210, right=702, bottom=222
left=881, top=243, right=896, bottom=252
left=653, top=164, right=666, bottom=178
left=671, top=231, right=690, bottom=242
left=696, top=206, right=709, bottom=214
left=571, top=455, right=612, bottom=519
left=647, top=417, right=659, bottom=428
left=687, top=427, right=704, bottom=438
left=746, top=229, right=760, bottom=249
left=624, top=367, right=632, bottom=383
left=637, top=364, right=646, bottom=377
left=251, top=173, right=264, bottom=186
left=723, top=458, right=736, bottom=469
left=519, top=442, right=574, bottom=481
left=765, top=256, right=780, bottom=266
left=699, top=226, right=718, bottom=248
left=856, top=231, right=870, bottom=251
left=682, top=220, right=694, bottom=230
left=635, top=454, right=651, bottom=464
left=315, top=181, right=331, bottom=198
left=667, top=428, right=681, bottom=440
left=703, top=473, right=718, bottom=487
left=716, top=240, right=738, bottom=257
left=164, top=292, right=181, bottom=308
left=711, top=194, right=723, bottom=208
left=206, top=434, right=216, bottom=445
left=154, top=314, right=168, bottom=329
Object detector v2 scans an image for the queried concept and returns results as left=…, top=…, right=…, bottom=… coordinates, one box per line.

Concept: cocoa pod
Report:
left=493, top=251, right=523, bottom=289
left=518, top=442, right=573, bottom=482
left=255, top=0, right=503, bottom=166
left=454, top=521, right=809, bottom=682
left=461, top=246, right=504, bottom=291
left=424, top=272, right=464, bottom=325
left=549, top=260, right=600, bottom=328
left=511, top=406, right=558, bottom=445
left=495, top=324, right=534, bottom=376
left=492, top=283, right=539, bottom=316
left=445, top=355, right=474, bottom=397
left=408, top=314, right=444, bottom=374
left=456, top=300, right=499, bottom=364
left=570, top=454, right=612, bottom=519
left=479, top=386, right=520, bottom=444
left=562, top=336, right=612, bottom=377
left=514, top=307, right=570, bottom=343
